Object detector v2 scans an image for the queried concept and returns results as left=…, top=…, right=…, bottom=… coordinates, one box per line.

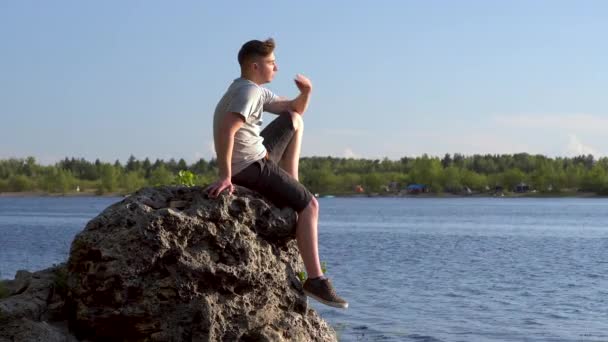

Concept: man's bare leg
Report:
left=279, top=111, right=303, bottom=181
left=278, top=111, right=347, bottom=307
left=297, top=197, right=323, bottom=278
left=299, top=196, right=348, bottom=309
left=277, top=111, right=323, bottom=277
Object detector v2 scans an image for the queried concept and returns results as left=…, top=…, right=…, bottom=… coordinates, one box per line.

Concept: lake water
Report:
left=1, top=196, right=607, bottom=341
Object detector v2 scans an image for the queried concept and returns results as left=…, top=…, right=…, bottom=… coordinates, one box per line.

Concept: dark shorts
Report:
left=232, top=113, right=313, bottom=213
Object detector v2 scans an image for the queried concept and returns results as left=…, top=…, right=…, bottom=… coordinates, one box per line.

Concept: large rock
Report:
left=65, top=186, right=336, bottom=341
left=0, top=186, right=337, bottom=341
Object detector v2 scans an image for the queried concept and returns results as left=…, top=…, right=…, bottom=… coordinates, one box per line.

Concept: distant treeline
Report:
left=1, top=153, right=608, bottom=195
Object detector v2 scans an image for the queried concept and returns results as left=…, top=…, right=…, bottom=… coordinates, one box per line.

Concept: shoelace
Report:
left=320, top=279, right=340, bottom=299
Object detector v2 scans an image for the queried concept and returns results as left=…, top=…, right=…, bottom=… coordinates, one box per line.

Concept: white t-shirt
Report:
left=213, top=77, right=278, bottom=175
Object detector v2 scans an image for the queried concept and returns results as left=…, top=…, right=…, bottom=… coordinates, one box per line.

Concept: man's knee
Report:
left=299, top=196, right=318, bottom=215
left=308, top=196, right=319, bottom=213
left=288, top=111, right=303, bottom=131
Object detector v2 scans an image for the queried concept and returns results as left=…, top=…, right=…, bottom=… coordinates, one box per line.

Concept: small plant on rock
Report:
left=297, top=261, right=328, bottom=283
left=175, top=170, right=195, bottom=187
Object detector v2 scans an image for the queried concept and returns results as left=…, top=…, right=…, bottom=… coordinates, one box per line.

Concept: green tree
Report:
left=113, top=159, right=123, bottom=170
left=304, top=168, right=338, bottom=194
left=191, top=159, right=209, bottom=174
left=564, top=164, right=585, bottom=190
left=461, top=169, right=487, bottom=191
left=410, top=155, right=443, bottom=192
left=441, top=153, right=453, bottom=168
left=502, top=168, right=526, bottom=191
left=119, top=171, right=146, bottom=194
left=195, top=173, right=216, bottom=187
left=336, top=172, right=362, bottom=193
left=98, top=164, right=119, bottom=194
left=177, top=159, right=188, bottom=172
left=551, top=168, right=566, bottom=192
left=581, top=164, right=608, bottom=192
left=362, top=172, right=384, bottom=193
left=148, top=165, right=173, bottom=186
left=529, top=161, right=553, bottom=192
left=6, top=153, right=608, bottom=196
left=142, top=158, right=152, bottom=178
left=41, top=168, right=77, bottom=194
left=125, top=155, right=141, bottom=173
left=23, top=156, right=38, bottom=177
left=441, top=166, right=462, bottom=192
left=7, top=175, right=34, bottom=192
left=166, top=158, right=179, bottom=173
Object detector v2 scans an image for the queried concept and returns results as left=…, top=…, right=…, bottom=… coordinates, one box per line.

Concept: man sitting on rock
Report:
left=206, top=38, right=348, bottom=309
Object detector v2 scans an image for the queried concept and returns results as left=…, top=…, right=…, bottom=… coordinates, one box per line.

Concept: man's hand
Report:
left=205, top=177, right=234, bottom=198
left=294, top=74, right=312, bottom=94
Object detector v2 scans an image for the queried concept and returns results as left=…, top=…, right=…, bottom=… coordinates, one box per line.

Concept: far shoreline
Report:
left=1, top=190, right=606, bottom=199
left=0, top=191, right=124, bottom=198
left=339, top=192, right=606, bottom=199
left=319, top=192, right=606, bottom=199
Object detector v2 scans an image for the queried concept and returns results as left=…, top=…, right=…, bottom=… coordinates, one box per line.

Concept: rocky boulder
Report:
left=66, top=186, right=336, bottom=341
left=0, top=186, right=337, bottom=341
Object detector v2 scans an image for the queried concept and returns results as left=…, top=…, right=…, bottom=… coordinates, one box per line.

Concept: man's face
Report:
left=255, top=52, right=278, bottom=83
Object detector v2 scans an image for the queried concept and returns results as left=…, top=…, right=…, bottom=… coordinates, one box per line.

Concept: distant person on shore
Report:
left=206, top=38, right=348, bottom=309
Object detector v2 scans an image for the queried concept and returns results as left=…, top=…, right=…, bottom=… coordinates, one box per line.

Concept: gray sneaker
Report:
left=303, top=277, right=349, bottom=309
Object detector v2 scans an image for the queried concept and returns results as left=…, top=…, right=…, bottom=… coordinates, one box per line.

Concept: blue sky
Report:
left=1, top=1, right=607, bottom=164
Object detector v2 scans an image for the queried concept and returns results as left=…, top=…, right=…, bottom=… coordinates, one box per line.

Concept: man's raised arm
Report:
left=264, top=74, right=313, bottom=115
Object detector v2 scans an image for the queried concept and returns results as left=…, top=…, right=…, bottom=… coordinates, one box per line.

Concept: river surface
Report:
left=1, top=196, right=607, bottom=341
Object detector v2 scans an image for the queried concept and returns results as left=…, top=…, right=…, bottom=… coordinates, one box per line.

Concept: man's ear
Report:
left=252, top=62, right=259, bottom=70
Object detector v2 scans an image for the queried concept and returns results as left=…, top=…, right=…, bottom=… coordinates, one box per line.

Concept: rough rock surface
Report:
left=0, top=266, right=77, bottom=342
left=0, top=186, right=337, bottom=341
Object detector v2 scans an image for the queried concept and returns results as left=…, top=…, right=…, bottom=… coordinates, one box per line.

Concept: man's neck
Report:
left=240, top=73, right=263, bottom=85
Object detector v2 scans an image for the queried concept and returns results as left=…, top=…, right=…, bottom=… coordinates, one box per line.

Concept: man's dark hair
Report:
left=238, top=38, right=275, bottom=66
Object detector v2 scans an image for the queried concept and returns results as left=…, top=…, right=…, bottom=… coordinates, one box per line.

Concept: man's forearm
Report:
left=217, top=132, right=234, bottom=179
left=215, top=112, right=245, bottom=179
left=291, top=91, right=311, bottom=114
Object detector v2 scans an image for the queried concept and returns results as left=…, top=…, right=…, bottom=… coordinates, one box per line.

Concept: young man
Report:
left=206, top=38, right=348, bottom=309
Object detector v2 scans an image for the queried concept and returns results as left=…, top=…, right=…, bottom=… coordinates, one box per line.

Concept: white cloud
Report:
left=343, top=148, right=358, bottom=158
left=565, top=134, right=600, bottom=157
